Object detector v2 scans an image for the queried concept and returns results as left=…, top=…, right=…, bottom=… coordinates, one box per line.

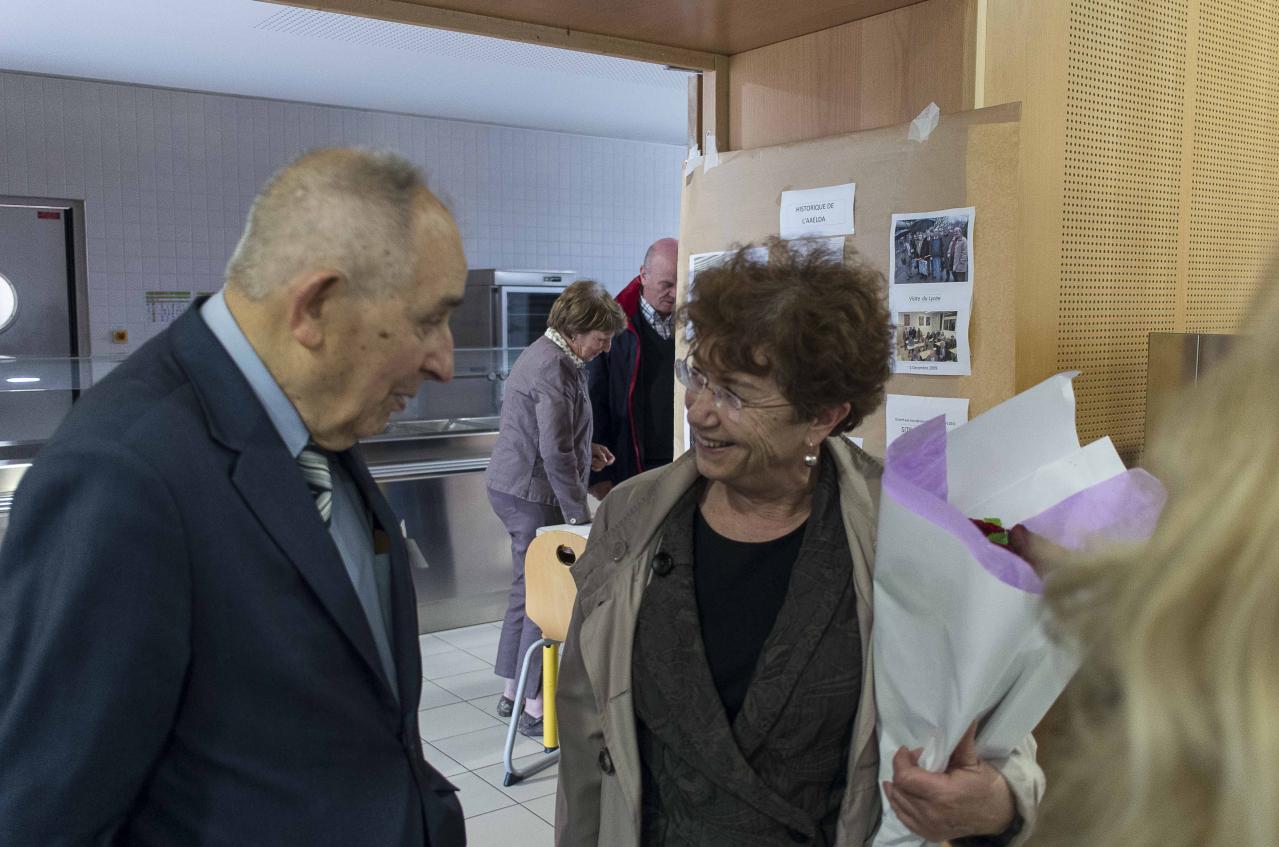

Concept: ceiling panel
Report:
left=314, top=0, right=929, bottom=55
left=0, top=0, right=691, bottom=144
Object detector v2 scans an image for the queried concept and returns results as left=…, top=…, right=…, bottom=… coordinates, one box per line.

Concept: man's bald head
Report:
left=640, top=237, right=678, bottom=315
left=643, top=238, right=678, bottom=273
left=226, top=148, right=451, bottom=300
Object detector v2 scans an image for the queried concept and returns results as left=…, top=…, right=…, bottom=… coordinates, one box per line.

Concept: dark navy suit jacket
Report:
left=0, top=306, right=465, bottom=846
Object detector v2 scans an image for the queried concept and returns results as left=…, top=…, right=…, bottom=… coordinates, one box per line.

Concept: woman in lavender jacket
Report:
left=485, top=280, right=627, bottom=735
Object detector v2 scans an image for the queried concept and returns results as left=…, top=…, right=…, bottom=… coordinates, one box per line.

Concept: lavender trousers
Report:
left=488, top=488, right=564, bottom=697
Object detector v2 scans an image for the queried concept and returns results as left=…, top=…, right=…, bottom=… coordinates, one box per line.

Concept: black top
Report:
left=693, top=508, right=807, bottom=723
left=635, top=312, right=675, bottom=469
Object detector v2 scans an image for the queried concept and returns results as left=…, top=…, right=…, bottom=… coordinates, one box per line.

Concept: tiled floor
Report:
left=419, top=622, right=558, bottom=846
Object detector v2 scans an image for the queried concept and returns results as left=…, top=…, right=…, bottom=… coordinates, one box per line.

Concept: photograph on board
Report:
left=895, top=310, right=960, bottom=363
left=890, top=207, right=974, bottom=285
left=688, top=245, right=768, bottom=289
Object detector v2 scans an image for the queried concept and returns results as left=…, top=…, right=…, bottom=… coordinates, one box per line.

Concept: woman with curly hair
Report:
left=554, top=241, right=1043, bottom=846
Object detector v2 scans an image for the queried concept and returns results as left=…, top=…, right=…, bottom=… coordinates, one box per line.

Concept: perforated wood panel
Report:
left=1186, top=1, right=1279, bottom=332
left=1002, top=0, right=1279, bottom=460
left=1058, top=0, right=1188, bottom=456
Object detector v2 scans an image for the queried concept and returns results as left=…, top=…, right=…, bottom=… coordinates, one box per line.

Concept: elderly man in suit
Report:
left=0, top=149, right=469, bottom=846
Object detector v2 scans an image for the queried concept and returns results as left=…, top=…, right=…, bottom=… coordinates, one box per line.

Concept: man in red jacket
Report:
left=587, top=237, right=678, bottom=499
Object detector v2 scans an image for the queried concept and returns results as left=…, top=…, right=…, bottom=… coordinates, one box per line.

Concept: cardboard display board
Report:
left=675, top=103, right=1022, bottom=459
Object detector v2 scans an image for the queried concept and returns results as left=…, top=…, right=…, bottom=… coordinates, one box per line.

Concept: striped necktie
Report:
left=297, top=444, right=333, bottom=526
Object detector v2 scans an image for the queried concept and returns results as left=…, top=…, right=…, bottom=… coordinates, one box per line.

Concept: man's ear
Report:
left=287, top=270, right=343, bottom=350
left=809, top=401, right=853, bottom=443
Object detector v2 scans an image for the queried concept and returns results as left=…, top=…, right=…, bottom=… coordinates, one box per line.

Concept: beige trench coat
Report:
left=554, top=436, right=1044, bottom=847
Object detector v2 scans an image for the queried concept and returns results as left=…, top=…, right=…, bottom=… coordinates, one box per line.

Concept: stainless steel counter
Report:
left=0, top=462, right=27, bottom=544
left=0, top=418, right=514, bottom=635
left=363, top=418, right=514, bottom=634
left=364, top=416, right=499, bottom=480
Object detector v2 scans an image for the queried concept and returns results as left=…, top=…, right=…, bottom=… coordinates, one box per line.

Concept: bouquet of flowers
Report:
left=871, top=373, right=1167, bottom=847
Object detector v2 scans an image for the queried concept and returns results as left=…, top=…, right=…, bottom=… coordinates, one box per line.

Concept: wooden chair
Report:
left=501, top=529, right=585, bottom=786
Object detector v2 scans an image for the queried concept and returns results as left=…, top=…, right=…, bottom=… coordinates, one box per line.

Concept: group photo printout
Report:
left=889, top=207, right=976, bottom=376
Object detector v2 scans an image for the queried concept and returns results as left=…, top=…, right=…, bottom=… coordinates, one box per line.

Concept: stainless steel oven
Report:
left=452, top=269, right=575, bottom=349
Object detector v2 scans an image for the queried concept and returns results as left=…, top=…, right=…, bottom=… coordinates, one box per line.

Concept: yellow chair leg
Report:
left=542, top=642, right=559, bottom=751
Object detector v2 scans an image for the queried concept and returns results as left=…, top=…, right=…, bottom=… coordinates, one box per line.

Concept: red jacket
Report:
left=586, top=276, right=649, bottom=485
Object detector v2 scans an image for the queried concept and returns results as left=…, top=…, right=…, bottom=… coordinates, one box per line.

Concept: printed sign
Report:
left=779, top=183, right=856, bottom=239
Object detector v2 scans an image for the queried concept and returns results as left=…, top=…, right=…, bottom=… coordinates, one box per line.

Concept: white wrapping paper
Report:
left=870, top=373, right=1166, bottom=846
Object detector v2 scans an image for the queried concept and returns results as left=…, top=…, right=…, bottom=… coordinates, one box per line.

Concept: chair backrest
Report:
left=525, top=530, right=586, bottom=643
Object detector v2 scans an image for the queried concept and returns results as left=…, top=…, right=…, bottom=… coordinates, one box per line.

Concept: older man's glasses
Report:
left=675, top=358, right=788, bottom=422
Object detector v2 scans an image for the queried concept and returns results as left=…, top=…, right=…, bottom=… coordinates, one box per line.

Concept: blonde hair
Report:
left=1034, top=260, right=1279, bottom=847
left=546, top=279, right=626, bottom=338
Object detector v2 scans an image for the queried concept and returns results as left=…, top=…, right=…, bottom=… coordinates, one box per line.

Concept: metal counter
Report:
left=0, top=462, right=27, bottom=547
left=0, top=418, right=514, bottom=635
left=1145, top=332, right=1237, bottom=449
left=364, top=418, right=513, bottom=634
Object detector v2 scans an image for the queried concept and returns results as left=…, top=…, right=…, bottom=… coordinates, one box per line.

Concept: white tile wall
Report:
left=0, top=70, right=684, bottom=354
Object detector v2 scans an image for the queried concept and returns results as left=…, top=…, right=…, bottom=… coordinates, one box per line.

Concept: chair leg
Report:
left=502, top=638, right=559, bottom=787
left=541, top=642, right=559, bottom=752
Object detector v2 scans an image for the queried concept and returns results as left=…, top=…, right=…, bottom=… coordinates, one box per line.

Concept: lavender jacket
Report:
left=485, top=335, right=592, bottom=524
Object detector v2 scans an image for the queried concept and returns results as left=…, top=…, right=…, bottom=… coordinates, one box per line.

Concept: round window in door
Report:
left=0, top=273, right=16, bottom=334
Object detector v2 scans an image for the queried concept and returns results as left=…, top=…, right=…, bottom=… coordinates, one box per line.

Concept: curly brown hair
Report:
left=680, top=240, right=892, bottom=432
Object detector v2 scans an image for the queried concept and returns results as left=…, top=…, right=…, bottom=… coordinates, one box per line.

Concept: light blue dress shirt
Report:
left=201, top=291, right=399, bottom=698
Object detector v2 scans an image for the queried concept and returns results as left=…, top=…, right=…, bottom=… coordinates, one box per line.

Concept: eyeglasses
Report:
left=675, top=358, right=789, bottom=422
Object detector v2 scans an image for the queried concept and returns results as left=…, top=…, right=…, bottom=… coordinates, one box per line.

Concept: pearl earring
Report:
left=803, top=440, right=818, bottom=467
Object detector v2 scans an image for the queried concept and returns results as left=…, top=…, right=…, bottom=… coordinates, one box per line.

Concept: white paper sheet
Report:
left=689, top=237, right=841, bottom=295
left=890, top=289, right=972, bottom=376
left=964, top=436, right=1126, bottom=527
left=779, top=182, right=856, bottom=239
left=874, top=502, right=1061, bottom=767
left=790, top=234, right=845, bottom=257
left=885, top=394, right=969, bottom=446
left=945, top=372, right=1082, bottom=514
left=871, top=374, right=1164, bottom=847
left=888, top=207, right=975, bottom=377
left=889, top=207, right=975, bottom=288
left=688, top=246, right=768, bottom=291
